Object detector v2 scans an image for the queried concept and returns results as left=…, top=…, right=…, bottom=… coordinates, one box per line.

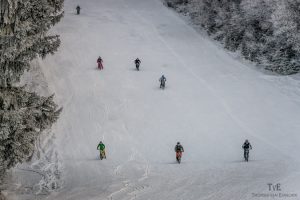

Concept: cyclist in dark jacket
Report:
left=242, top=139, right=252, bottom=161
left=76, top=5, right=81, bottom=15
left=134, top=58, right=141, bottom=70
left=159, top=75, right=166, bottom=89
left=174, top=142, right=184, bottom=163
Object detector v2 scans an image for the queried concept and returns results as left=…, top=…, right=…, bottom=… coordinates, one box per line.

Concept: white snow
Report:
left=6, top=0, right=300, bottom=199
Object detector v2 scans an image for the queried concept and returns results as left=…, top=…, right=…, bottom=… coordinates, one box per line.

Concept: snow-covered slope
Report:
left=7, top=0, right=300, bottom=199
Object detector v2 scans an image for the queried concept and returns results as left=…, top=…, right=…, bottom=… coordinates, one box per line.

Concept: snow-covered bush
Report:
left=165, top=0, right=300, bottom=75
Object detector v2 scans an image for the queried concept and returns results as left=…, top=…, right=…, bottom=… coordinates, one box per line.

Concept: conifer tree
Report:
left=165, top=0, right=300, bottom=74
left=0, top=87, right=62, bottom=178
left=0, top=0, right=64, bottom=192
left=0, top=0, right=64, bottom=86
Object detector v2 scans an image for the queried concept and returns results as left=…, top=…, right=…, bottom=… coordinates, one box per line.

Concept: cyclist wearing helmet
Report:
left=242, top=139, right=252, bottom=162
left=134, top=58, right=141, bottom=70
left=174, top=142, right=184, bottom=163
left=97, top=56, right=104, bottom=70
left=97, top=141, right=106, bottom=160
left=159, top=75, right=166, bottom=89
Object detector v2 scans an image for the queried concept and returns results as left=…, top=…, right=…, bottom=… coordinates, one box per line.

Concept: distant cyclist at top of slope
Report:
left=242, top=139, right=252, bottom=162
left=76, top=5, right=81, bottom=15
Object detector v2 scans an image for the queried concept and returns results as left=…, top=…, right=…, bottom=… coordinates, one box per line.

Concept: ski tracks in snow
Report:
left=108, top=146, right=151, bottom=200
left=10, top=0, right=299, bottom=199
left=107, top=181, right=150, bottom=200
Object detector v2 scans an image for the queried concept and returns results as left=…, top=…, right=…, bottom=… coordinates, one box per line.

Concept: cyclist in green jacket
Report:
left=97, top=141, right=106, bottom=160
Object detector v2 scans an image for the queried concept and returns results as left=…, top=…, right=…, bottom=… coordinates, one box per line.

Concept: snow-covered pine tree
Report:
left=240, top=0, right=273, bottom=62
left=164, top=0, right=300, bottom=74
left=200, top=0, right=219, bottom=35
left=265, top=0, right=300, bottom=74
left=165, top=0, right=188, bottom=8
left=218, top=0, right=243, bottom=50
left=0, top=0, right=64, bottom=194
left=0, top=0, right=64, bottom=86
left=0, top=87, right=62, bottom=179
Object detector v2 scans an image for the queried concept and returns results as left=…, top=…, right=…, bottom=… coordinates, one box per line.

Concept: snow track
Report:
left=6, top=0, right=300, bottom=199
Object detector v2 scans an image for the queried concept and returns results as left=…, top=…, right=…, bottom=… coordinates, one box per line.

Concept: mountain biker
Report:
left=97, top=141, right=106, bottom=160
left=134, top=58, right=141, bottom=70
left=97, top=56, right=103, bottom=70
left=159, top=75, right=166, bottom=89
left=242, top=139, right=252, bottom=162
left=76, top=5, right=81, bottom=15
left=174, top=142, right=184, bottom=163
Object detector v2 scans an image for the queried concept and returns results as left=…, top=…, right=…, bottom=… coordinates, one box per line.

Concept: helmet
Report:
left=99, top=141, right=102, bottom=144
left=245, top=139, right=249, bottom=143
left=177, top=142, right=180, bottom=145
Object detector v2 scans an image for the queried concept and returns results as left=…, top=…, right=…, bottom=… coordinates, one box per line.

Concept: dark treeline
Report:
left=166, top=0, right=300, bottom=75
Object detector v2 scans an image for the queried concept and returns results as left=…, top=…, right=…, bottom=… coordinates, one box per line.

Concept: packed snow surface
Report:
left=9, top=0, right=300, bottom=199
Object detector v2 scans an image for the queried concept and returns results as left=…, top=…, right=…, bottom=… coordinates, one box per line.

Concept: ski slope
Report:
left=9, top=0, right=300, bottom=199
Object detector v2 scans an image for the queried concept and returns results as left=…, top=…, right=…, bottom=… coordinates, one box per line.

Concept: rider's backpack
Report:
left=176, top=145, right=182, bottom=151
left=243, top=143, right=250, bottom=149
